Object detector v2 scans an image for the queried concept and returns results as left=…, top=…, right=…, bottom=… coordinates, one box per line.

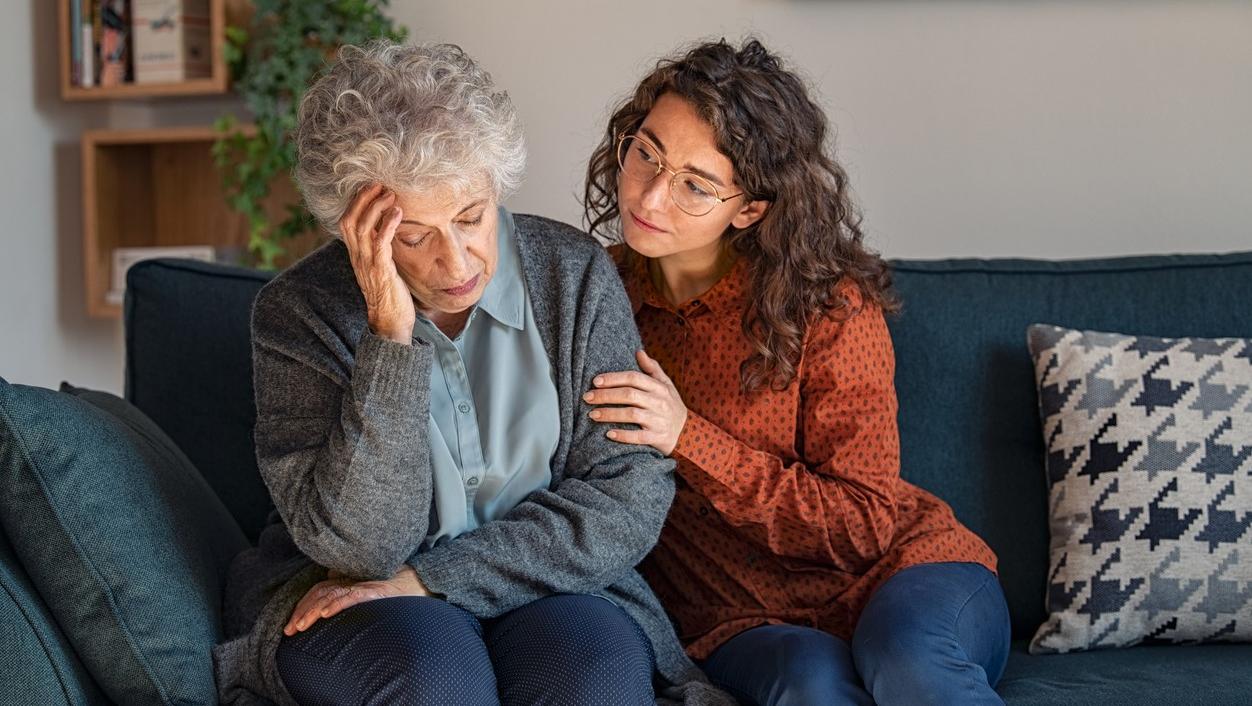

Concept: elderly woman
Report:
left=211, top=41, right=733, bottom=706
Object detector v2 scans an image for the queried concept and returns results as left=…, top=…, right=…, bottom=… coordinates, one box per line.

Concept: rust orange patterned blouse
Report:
left=614, top=249, right=998, bottom=659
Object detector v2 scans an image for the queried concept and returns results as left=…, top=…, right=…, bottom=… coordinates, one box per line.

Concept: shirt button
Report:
left=676, top=317, right=687, bottom=327
left=466, top=476, right=480, bottom=486
left=698, top=505, right=709, bottom=517
left=457, top=402, right=471, bottom=414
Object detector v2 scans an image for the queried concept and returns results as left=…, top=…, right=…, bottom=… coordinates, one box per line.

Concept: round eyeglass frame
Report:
left=615, top=132, right=745, bottom=217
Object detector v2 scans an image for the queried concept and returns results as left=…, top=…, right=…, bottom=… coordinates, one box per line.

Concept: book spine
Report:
left=93, top=0, right=103, bottom=84
left=98, top=0, right=129, bottom=87
left=71, top=0, right=82, bottom=86
left=134, top=0, right=212, bottom=83
left=80, top=22, right=95, bottom=88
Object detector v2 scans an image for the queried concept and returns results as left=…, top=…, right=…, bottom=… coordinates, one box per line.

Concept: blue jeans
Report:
left=276, top=593, right=655, bottom=706
left=703, top=562, right=1011, bottom=706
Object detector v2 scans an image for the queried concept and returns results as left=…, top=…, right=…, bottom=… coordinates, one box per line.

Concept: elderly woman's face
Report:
left=389, top=185, right=499, bottom=320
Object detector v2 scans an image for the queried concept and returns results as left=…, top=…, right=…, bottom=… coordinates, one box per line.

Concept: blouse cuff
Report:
left=351, top=330, right=433, bottom=410
left=673, top=411, right=741, bottom=485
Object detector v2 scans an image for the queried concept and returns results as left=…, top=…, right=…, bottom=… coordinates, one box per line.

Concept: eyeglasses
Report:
left=616, top=133, right=745, bottom=217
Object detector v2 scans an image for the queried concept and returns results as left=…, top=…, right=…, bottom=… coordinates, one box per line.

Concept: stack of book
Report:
left=69, top=0, right=211, bottom=88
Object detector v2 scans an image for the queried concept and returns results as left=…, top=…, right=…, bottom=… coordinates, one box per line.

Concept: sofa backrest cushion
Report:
left=0, top=379, right=248, bottom=705
left=887, top=251, right=1252, bottom=639
left=0, top=529, right=105, bottom=705
left=125, top=258, right=276, bottom=541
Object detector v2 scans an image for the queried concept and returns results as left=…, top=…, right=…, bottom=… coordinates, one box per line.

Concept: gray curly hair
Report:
left=295, top=40, right=526, bottom=237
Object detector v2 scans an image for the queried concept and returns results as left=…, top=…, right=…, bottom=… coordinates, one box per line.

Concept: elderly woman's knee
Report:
left=277, top=596, right=496, bottom=705
left=488, top=595, right=655, bottom=706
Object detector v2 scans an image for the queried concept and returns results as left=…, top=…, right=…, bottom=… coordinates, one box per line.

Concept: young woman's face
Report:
left=616, top=92, right=764, bottom=260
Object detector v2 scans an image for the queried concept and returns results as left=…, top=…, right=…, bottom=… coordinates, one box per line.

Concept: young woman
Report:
left=583, top=39, right=1010, bottom=706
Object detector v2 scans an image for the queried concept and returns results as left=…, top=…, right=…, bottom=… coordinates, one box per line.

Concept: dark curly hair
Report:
left=584, top=38, right=899, bottom=393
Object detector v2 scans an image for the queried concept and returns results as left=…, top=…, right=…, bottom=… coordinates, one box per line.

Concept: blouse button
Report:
left=698, top=505, right=709, bottom=517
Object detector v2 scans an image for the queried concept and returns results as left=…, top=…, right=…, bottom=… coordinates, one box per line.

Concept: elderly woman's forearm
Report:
left=261, top=442, right=429, bottom=579
left=407, top=450, right=676, bottom=616
left=254, top=329, right=437, bottom=579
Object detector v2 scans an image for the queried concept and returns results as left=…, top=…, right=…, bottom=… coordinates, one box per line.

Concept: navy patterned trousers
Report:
left=276, top=593, right=656, bottom=706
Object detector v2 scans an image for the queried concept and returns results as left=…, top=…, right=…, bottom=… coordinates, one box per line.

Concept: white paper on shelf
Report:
left=111, top=245, right=217, bottom=295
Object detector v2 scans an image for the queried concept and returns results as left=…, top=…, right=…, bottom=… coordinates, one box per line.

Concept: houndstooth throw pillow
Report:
left=1027, top=323, right=1252, bottom=654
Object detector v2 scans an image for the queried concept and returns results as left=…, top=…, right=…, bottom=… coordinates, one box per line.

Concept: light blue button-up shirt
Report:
left=413, top=207, right=560, bottom=548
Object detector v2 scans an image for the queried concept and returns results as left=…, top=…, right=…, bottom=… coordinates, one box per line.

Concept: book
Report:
left=92, top=0, right=103, bottom=84
left=70, top=0, right=81, bottom=86
left=132, top=0, right=211, bottom=84
left=80, top=21, right=95, bottom=88
left=99, top=0, right=131, bottom=87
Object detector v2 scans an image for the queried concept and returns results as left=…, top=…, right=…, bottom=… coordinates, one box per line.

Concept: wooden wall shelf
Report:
left=82, top=126, right=314, bottom=318
left=58, top=0, right=241, bottom=101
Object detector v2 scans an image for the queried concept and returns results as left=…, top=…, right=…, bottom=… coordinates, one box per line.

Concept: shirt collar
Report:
left=474, top=207, right=525, bottom=331
left=616, top=245, right=750, bottom=318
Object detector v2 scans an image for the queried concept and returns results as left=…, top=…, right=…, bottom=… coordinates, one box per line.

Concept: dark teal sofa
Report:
left=888, top=253, right=1252, bottom=704
left=3, top=247, right=1251, bottom=704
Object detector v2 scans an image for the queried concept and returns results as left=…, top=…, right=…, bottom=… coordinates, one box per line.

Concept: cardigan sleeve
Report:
left=671, top=288, right=901, bottom=572
left=251, top=277, right=436, bottom=581
left=408, top=248, right=676, bottom=618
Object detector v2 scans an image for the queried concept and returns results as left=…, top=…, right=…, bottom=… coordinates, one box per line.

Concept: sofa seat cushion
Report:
left=0, top=379, right=249, bottom=705
left=998, top=641, right=1252, bottom=705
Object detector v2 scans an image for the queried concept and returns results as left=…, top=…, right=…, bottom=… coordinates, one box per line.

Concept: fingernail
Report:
left=589, top=410, right=601, bottom=419
left=583, top=392, right=594, bottom=402
left=607, top=430, right=617, bottom=439
left=594, top=377, right=603, bottom=386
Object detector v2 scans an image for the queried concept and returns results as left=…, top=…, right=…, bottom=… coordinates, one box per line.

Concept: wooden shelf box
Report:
left=82, top=126, right=311, bottom=318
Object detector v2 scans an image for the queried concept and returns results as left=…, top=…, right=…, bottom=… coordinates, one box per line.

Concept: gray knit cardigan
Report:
left=211, top=214, right=735, bottom=705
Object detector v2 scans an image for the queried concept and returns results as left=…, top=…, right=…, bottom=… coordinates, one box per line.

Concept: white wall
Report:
left=3, top=0, right=1250, bottom=393
left=399, top=0, right=1252, bottom=259
left=2, top=1, right=118, bottom=393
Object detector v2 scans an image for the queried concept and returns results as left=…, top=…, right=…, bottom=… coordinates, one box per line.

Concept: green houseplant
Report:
left=213, top=0, right=406, bottom=269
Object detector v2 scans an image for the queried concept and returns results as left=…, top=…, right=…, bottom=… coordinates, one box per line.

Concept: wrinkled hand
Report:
left=283, top=565, right=430, bottom=636
left=585, top=350, right=688, bottom=456
left=340, top=184, right=415, bottom=344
